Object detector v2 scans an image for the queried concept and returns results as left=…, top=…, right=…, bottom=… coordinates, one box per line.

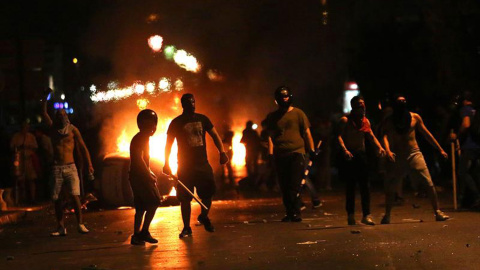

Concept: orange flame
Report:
left=231, top=131, right=246, bottom=169
left=115, top=119, right=178, bottom=175
left=168, top=186, right=177, bottom=196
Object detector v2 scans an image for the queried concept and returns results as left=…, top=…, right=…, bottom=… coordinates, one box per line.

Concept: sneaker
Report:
left=197, top=215, right=215, bottom=232
left=179, top=227, right=192, bottom=238
left=50, top=227, right=67, bottom=237
left=381, top=215, right=390, bottom=224
left=312, top=200, right=323, bottom=209
left=435, top=210, right=449, bottom=221
left=140, top=231, right=158, bottom=244
left=78, top=224, right=89, bottom=234
left=281, top=215, right=292, bottom=222
left=347, top=214, right=356, bottom=225
left=361, top=215, right=375, bottom=226
left=131, top=234, right=145, bottom=245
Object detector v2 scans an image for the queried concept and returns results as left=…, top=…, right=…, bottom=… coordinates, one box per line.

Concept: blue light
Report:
left=64, top=102, right=69, bottom=109
left=54, top=102, right=60, bottom=109
left=69, top=108, right=74, bottom=114
left=47, top=93, right=52, bottom=101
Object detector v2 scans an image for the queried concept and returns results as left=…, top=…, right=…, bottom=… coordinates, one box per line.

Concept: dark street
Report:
left=1, top=190, right=479, bottom=270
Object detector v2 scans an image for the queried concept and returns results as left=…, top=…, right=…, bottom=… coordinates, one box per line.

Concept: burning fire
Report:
left=148, top=35, right=163, bottom=52
left=115, top=119, right=179, bottom=175
left=90, top=79, right=184, bottom=103
left=136, top=98, right=149, bottom=110
left=231, top=132, right=246, bottom=169
left=173, top=49, right=201, bottom=73
left=168, top=187, right=177, bottom=196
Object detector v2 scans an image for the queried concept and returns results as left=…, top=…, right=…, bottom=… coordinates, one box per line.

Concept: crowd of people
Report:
left=1, top=86, right=479, bottom=246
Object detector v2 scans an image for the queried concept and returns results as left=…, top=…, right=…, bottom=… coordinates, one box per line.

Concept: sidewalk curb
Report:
left=0, top=211, right=27, bottom=226
left=0, top=204, right=50, bottom=226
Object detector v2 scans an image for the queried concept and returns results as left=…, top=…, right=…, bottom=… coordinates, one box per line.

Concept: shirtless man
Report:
left=41, top=88, right=94, bottom=236
left=381, top=96, right=449, bottom=224
left=338, top=96, right=385, bottom=225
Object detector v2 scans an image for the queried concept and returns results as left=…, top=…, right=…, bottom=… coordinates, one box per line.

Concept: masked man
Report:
left=381, top=95, right=449, bottom=224
left=164, top=94, right=229, bottom=238
left=41, top=88, right=93, bottom=236
left=338, top=96, right=385, bottom=225
left=264, top=86, right=316, bottom=222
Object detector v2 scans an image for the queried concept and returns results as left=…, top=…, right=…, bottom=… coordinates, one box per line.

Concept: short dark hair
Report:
left=350, top=95, right=364, bottom=107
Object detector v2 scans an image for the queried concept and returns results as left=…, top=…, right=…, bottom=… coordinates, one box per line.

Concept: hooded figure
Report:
left=392, top=96, right=411, bottom=134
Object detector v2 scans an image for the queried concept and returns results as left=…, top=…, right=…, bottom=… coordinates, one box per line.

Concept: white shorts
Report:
left=51, top=164, right=80, bottom=200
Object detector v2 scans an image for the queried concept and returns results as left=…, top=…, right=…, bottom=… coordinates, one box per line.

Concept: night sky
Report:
left=1, top=0, right=480, bottom=119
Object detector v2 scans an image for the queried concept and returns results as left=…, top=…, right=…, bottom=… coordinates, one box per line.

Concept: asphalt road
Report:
left=1, top=190, right=479, bottom=270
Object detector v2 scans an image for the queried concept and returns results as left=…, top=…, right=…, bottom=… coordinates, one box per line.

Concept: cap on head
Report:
left=137, top=109, right=158, bottom=134
left=181, top=93, right=195, bottom=113
left=274, top=86, right=293, bottom=108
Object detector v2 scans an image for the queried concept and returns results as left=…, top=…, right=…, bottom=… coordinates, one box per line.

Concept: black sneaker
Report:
left=281, top=215, right=292, bottom=222
left=380, top=215, right=390, bottom=224
left=140, top=231, right=158, bottom=244
left=179, top=227, right=192, bottom=238
left=131, top=234, right=145, bottom=246
left=197, top=215, right=215, bottom=232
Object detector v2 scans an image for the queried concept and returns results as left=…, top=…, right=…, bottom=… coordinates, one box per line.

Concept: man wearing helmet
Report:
left=129, top=109, right=162, bottom=245
left=41, top=88, right=93, bottom=236
left=163, top=93, right=229, bottom=238
left=264, top=86, right=316, bottom=222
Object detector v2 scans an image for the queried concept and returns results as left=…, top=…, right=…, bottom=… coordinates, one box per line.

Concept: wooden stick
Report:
left=167, top=175, right=209, bottom=210
left=451, top=141, right=457, bottom=210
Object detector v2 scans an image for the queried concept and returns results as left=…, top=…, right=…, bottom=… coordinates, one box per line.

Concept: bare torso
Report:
left=384, top=112, right=420, bottom=156
left=50, top=127, right=76, bottom=165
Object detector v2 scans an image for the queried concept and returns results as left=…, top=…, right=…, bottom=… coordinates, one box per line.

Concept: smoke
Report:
left=80, top=0, right=339, bottom=158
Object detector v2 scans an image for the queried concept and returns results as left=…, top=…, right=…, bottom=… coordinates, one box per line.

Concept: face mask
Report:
left=275, top=88, right=293, bottom=109
left=392, top=99, right=411, bottom=134
left=181, top=96, right=195, bottom=114
left=351, top=104, right=366, bottom=118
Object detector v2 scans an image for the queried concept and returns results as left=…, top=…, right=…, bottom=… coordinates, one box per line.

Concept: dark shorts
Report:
left=129, top=175, right=162, bottom=209
left=177, top=163, right=215, bottom=202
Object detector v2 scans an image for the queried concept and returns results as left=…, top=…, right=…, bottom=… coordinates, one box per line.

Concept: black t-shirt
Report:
left=167, top=113, right=214, bottom=167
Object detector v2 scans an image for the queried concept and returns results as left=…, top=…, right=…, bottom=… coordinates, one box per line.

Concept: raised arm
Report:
left=72, top=127, right=94, bottom=174
left=41, top=89, right=53, bottom=127
left=415, top=113, right=448, bottom=158
left=337, top=117, right=353, bottom=159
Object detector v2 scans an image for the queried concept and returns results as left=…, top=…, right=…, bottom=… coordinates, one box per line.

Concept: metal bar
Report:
left=167, top=175, right=209, bottom=210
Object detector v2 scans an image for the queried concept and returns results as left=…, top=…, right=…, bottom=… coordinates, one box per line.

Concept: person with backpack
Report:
left=452, top=92, right=480, bottom=208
